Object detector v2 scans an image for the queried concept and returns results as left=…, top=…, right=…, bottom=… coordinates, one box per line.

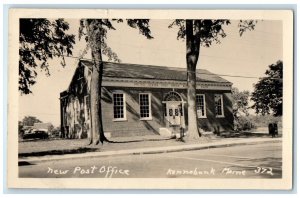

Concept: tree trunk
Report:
left=86, top=20, right=108, bottom=145
left=89, top=49, right=108, bottom=145
left=186, top=65, right=201, bottom=139
left=185, top=20, right=201, bottom=140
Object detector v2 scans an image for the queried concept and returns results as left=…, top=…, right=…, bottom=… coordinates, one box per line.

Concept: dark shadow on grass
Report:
left=19, top=137, right=69, bottom=143
left=19, top=147, right=99, bottom=158
left=18, top=161, right=35, bottom=166
left=108, top=137, right=173, bottom=144
left=239, top=132, right=282, bottom=138
left=220, top=131, right=282, bottom=138
left=19, top=138, right=52, bottom=143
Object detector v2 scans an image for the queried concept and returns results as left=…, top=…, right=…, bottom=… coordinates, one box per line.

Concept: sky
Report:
left=19, top=19, right=283, bottom=126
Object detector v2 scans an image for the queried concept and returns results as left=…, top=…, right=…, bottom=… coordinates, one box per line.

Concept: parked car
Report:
left=23, top=129, right=49, bottom=139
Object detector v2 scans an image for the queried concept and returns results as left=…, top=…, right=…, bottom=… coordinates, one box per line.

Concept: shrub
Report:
left=234, top=116, right=256, bottom=131
left=248, top=115, right=282, bottom=128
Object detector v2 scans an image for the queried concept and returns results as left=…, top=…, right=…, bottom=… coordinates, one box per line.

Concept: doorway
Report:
left=163, top=91, right=185, bottom=128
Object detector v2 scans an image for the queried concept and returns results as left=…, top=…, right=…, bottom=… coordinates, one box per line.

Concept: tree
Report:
left=18, top=121, right=24, bottom=136
left=48, top=123, right=55, bottom=132
left=22, top=116, right=42, bottom=126
left=19, top=19, right=75, bottom=94
left=232, top=87, right=250, bottom=118
left=79, top=19, right=153, bottom=145
left=169, top=20, right=257, bottom=139
left=251, top=60, right=283, bottom=116
left=232, top=87, right=252, bottom=131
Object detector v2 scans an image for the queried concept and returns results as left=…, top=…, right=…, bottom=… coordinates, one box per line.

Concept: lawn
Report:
left=19, top=135, right=192, bottom=157
left=19, top=130, right=280, bottom=158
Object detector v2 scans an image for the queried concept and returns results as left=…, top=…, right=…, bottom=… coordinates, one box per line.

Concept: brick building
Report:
left=60, top=60, right=234, bottom=139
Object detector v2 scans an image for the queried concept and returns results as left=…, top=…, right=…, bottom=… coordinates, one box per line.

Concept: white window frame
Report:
left=84, top=95, right=90, bottom=121
left=74, top=98, right=80, bottom=124
left=196, top=94, right=207, bottom=118
left=215, top=94, right=225, bottom=118
left=139, top=93, right=152, bottom=120
left=112, top=92, right=127, bottom=121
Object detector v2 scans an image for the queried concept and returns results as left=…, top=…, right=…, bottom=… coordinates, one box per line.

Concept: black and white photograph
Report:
left=7, top=9, right=293, bottom=189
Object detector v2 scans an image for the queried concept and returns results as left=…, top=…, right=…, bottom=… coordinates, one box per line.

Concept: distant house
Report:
left=60, top=60, right=234, bottom=139
left=21, top=123, right=52, bottom=136
left=33, top=122, right=52, bottom=130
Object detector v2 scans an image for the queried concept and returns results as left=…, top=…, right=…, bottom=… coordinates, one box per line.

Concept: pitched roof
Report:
left=80, top=60, right=231, bottom=84
left=33, top=123, right=52, bottom=130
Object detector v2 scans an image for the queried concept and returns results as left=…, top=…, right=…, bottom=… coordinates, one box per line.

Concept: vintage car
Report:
left=22, top=128, right=49, bottom=139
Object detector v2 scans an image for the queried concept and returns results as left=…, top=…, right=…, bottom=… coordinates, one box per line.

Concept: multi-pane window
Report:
left=163, top=103, right=167, bottom=116
left=214, top=94, right=224, bottom=117
left=139, top=93, right=151, bottom=119
left=113, top=93, right=126, bottom=120
left=74, top=98, right=80, bottom=123
left=84, top=95, right=90, bottom=120
left=196, top=94, right=206, bottom=118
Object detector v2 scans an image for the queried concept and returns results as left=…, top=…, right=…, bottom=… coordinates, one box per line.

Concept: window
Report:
left=113, top=93, right=126, bottom=120
left=139, top=93, right=152, bottom=120
left=73, top=98, right=80, bottom=123
left=214, top=94, right=224, bottom=117
left=196, top=94, right=206, bottom=118
left=163, top=103, right=167, bottom=116
left=84, top=95, right=90, bottom=120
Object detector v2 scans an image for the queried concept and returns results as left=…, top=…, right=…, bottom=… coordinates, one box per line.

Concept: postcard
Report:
left=7, top=9, right=293, bottom=189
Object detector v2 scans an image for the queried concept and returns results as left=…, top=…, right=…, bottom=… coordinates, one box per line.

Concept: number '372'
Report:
left=254, top=167, right=274, bottom=176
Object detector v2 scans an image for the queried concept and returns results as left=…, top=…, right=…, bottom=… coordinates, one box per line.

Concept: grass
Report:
left=19, top=130, right=279, bottom=158
left=19, top=136, right=180, bottom=157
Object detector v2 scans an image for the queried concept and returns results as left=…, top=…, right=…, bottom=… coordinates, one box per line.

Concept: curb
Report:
left=19, top=138, right=282, bottom=164
left=141, top=139, right=281, bottom=154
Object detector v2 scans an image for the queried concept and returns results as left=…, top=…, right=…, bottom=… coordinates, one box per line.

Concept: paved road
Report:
left=19, top=141, right=282, bottom=178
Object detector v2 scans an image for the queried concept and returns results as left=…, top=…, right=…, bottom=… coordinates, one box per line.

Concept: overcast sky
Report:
left=19, top=19, right=283, bottom=126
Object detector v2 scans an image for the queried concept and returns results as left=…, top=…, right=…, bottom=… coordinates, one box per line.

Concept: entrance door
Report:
left=163, top=91, right=185, bottom=128
left=167, top=102, right=182, bottom=126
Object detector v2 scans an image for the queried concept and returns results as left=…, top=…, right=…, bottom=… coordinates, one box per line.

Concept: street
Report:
left=19, top=141, right=282, bottom=178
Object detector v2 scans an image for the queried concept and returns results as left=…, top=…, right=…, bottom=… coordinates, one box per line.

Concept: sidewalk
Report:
left=19, top=135, right=282, bottom=163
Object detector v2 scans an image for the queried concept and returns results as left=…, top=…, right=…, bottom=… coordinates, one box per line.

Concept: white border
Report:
left=7, top=9, right=293, bottom=190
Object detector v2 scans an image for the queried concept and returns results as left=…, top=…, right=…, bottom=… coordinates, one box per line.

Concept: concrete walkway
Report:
left=19, top=137, right=281, bottom=164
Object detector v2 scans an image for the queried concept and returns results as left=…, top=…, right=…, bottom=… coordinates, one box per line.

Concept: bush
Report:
left=234, top=116, right=256, bottom=131
left=248, top=115, right=282, bottom=128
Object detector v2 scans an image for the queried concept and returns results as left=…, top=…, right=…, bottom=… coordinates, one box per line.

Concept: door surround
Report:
left=162, top=91, right=186, bottom=128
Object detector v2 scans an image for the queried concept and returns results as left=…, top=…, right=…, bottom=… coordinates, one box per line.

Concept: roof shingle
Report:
left=80, top=60, right=231, bottom=84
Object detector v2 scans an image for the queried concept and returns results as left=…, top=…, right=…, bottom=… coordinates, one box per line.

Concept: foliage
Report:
left=48, top=123, right=54, bottom=132
left=248, top=114, right=282, bottom=128
left=234, top=115, right=256, bottom=131
left=251, top=60, right=283, bottom=116
left=169, top=20, right=231, bottom=47
left=21, top=116, right=42, bottom=126
left=232, top=87, right=250, bottom=117
left=78, top=19, right=153, bottom=61
left=232, top=87, right=252, bottom=131
left=49, top=126, right=61, bottom=137
left=18, top=121, right=24, bottom=136
left=238, top=20, right=258, bottom=36
left=19, top=18, right=75, bottom=94
left=168, top=20, right=257, bottom=47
